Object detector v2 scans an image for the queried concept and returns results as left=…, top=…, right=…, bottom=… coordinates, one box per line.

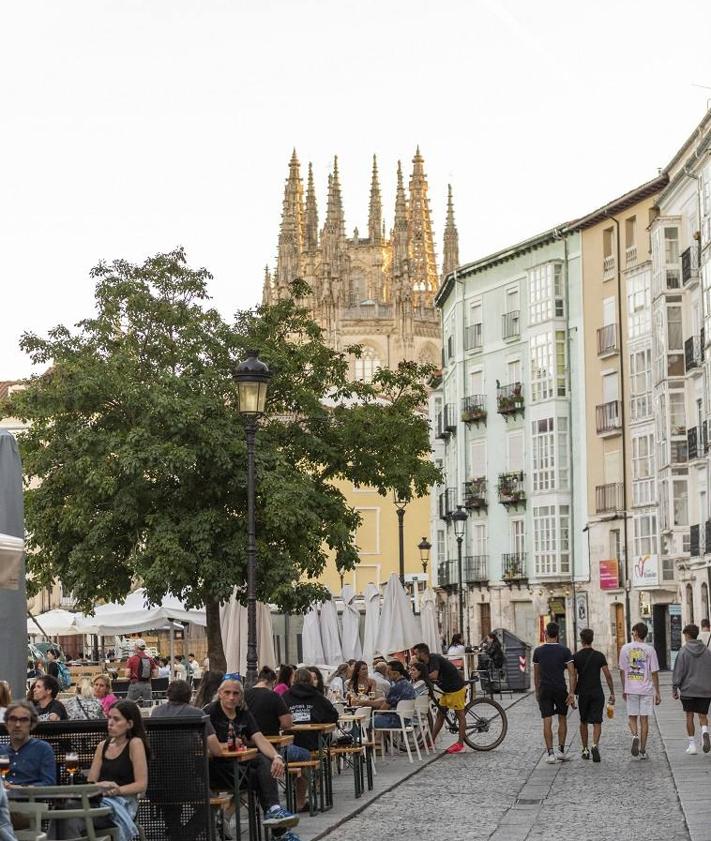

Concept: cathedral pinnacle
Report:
left=442, top=183, right=460, bottom=279
left=275, top=149, right=305, bottom=293
left=323, top=156, right=345, bottom=239
left=407, top=147, right=438, bottom=305
left=368, top=154, right=383, bottom=243
left=305, top=162, right=319, bottom=251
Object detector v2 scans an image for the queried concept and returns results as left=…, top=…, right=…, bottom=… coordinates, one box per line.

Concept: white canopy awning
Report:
left=75, top=589, right=206, bottom=635
left=27, top=609, right=82, bottom=637
left=375, top=573, right=421, bottom=656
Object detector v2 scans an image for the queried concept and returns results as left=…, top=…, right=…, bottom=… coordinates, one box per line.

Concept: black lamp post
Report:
left=418, top=536, right=431, bottom=577
left=451, top=505, right=468, bottom=640
left=393, top=491, right=408, bottom=586
left=232, top=350, right=271, bottom=689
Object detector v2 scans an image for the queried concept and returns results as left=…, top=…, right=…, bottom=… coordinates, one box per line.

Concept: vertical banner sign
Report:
left=599, top=559, right=620, bottom=591
left=575, top=592, right=589, bottom=627
left=669, top=603, right=682, bottom=669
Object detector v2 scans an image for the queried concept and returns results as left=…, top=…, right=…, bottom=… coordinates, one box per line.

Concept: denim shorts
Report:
left=285, top=744, right=312, bottom=762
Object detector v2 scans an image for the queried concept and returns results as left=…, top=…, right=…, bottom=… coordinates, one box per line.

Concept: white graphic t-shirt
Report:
left=618, top=641, right=659, bottom=695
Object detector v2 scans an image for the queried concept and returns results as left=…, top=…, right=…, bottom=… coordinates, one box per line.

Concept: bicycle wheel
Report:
left=462, top=697, right=508, bottom=751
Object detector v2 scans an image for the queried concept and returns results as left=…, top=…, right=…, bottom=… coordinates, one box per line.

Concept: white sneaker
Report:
left=687, top=742, right=698, bottom=755
left=554, top=749, right=567, bottom=761
left=545, top=752, right=557, bottom=764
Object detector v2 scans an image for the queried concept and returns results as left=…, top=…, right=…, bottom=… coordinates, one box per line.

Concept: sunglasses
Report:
left=223, top=673, right=242, bottom=682
left=7, top=716, right=31, bottom=724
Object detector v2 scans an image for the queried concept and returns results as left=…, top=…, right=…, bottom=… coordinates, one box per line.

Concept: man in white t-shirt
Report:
left=618, top=622, right=661, bottom=760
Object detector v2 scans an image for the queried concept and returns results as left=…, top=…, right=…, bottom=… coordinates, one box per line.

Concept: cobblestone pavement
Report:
left=318, top=688, right=690, bottom=841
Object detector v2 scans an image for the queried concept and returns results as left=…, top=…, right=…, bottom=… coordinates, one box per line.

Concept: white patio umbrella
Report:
left=27, top=609, right=82, bottom=637
left=76, top=589, right=206, bottom=634
left=302, top=604, right=325, bottom=665
left=361, top=582, right=381, bottom=664
left=319, top=598, right=343, bottom=666
left=420, top=588, right=440, bottom=654
left=219, top=592, right=277, bottom=675
left=340, top=584, right=362, bottom=661
left=375, top=573, right=421, bottom=656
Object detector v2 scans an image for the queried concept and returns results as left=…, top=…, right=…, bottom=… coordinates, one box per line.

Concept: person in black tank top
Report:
left=99, top=738, right=136, bottom=788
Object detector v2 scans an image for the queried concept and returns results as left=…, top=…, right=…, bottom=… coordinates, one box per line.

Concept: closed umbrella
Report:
left=301, top=604, right=325, bottom=665
left=340, top=584, right=362, bottom=661
left=362, top=582, right=380, bottom=664
left=319, top=598, right=343, bottom=666
left=219, top=592, right=277, bottom=674
left=375, top=573, right=420, bottom=657
left=420, top=588, right=440, bottom=654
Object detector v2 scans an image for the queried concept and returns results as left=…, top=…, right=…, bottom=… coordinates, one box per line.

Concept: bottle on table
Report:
left=227, top=722, right=237, bottom=752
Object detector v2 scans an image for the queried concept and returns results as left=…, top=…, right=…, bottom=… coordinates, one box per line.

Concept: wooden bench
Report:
left=284, top=759, right=320, bottom=816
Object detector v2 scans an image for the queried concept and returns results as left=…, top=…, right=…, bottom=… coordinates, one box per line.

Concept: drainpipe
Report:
left=603, top=209, right=633, bottom=641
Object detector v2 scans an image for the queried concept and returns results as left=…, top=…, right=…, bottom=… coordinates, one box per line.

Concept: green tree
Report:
left=9, top=248, right=439, bottom=668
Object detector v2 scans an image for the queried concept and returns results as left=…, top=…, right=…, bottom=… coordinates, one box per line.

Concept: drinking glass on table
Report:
left=0, top=756, right=10, bottom=781
left=65, top=751, right=79, bottom=784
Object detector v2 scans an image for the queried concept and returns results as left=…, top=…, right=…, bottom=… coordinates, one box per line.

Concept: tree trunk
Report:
left=205, top=595, right=226, bottom=672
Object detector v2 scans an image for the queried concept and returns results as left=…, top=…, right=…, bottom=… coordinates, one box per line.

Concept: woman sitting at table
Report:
left=65, top=700, right=149, bottom=841
left=205, top=677, right=300, bottom=836
left=274, top=664, right=294, bottom=697
left=65, top=678, right=105, bottom=720
left=347, top=661, right=377, bottom=702
left=326, top=663, right=351, bottom=699
left=408, top=661, right=434, bottom=699
left=92, top=674, right=118, bottom=716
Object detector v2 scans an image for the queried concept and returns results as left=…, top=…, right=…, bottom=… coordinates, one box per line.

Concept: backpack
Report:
left=138, top=655, right=153, bottom=681
left=56, top=661, right=72, bottom=690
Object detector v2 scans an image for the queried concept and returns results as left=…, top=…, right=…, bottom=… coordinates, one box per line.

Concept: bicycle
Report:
left=437, top=672, right=508, bottom=751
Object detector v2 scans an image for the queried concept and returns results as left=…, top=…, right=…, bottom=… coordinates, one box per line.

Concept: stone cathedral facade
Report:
left=262, top=149, right=458, bottom=379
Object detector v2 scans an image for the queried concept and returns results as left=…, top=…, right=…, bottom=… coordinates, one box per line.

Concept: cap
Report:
left=134, top=639, right=146, bottom=650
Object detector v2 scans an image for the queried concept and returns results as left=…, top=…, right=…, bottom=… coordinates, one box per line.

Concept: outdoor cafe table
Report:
left=221, top=746, right=260, bottom=841
left=286, top=722, right=336, bottom=812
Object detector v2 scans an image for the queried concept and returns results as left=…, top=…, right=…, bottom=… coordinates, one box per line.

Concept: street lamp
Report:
left=451, top=505, right=468, bottom=641
left=418, top=536, right=431, bottom=575
left=232, top=350, right=271, bottom=689
left=393, top=490, right=408, bottom=586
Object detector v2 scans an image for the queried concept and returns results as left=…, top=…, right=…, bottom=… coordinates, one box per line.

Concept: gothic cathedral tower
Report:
left=263, top=150, right=458, bottom=380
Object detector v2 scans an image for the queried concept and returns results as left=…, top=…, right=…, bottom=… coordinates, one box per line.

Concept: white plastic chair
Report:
left=372, top=699, right=421, bottom=763
left=354, top=705, right=377, bottom=777
left=414, top=694, right=436, bottom=754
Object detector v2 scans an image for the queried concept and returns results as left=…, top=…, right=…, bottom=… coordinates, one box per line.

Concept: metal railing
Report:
left=461, top=395, right=487, bottom=424
left=596, top=400, right=621, bottom=434
left=497, top=471, right=525, bottom=506
left=464, top=555, right=488, bottom=584
left=502, top=552, right=527, bottom=581
left=688, top=426, right=699, bottom=461
left=438, top=488, right=457, bottom=521
left=437, top=561, right=455, bottom=588
left=463, top=477, right=487, bottom=510
left=502, top=310, right=520, bottom=340
left=685, top=334, right=704, bottom=372
left=497, top=382, right=524, bottom=415
left=595, top=482, right=624, bottom=514
left=597, top=324, right=618, bottom=356
left=682, top=244, right=700, bottom=285
left=444, top=403, right=457, bottom=432
left=690, top=524, right=700, bottom=558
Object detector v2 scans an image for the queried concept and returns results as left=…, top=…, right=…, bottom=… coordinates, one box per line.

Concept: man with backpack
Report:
left=125, top=639, right=158, bottom=706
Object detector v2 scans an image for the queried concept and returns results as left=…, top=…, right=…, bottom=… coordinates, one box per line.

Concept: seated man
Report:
left=0, top=701, right=56, bottom=786
left=205, top=677, right=300, bottom=840
left=31, top=676, right=68, bottom=722
left=366, top=661, right=416, bottom=728
left=371, top=662, right=392, bottom=696
left=282, top=668, right=340, bottom=753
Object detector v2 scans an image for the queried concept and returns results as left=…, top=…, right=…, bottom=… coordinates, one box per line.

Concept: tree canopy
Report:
left=8, top=248, right=439, bottom=665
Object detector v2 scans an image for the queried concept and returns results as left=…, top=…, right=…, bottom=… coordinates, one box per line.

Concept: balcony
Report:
left=625, top=245, right=637, bottom=266
left=682, top=244, right=700, bottom=285
left=496, top=382, right=524, bottom=418
left=685, top=333, right=704, bottom=374
left=690, top=524, right=700, bottom=558
left=465, top=323, right=483, bottom=351
left=670, top=439, right=688, bottom=465
left=463, top=477, right=487, bottom=511
left=502, top=552, right=527, bottom=582
left=502, top=310, right=520, bottom=340
left=435, top=412, right=446, bottom=440
left=603, top=255, right=616, bottom=281
left=438, top=487, right=457, bottom=521
left=704, top=420, right=710, bottom=455
left=597, top=324, right=618, bottom=357
left=461, top=395, right=487, bottom=425
left=688, top=426, right=700, bottom=462
left=437, top=561, right=455, bottom=588
left=595, top=482, right=624, bottom=515
left=342, top=303, right=393, bottom=320
left=444, top=403, right=457, bottom=433
left=497, top=471, right=526, bottom=507
left=596, top=400, right=621, bottom=436
left=464, top=555, right=489, bottom=585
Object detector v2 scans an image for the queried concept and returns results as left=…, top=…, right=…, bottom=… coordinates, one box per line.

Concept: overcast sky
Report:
left=2, top=0, right=710, bottom=378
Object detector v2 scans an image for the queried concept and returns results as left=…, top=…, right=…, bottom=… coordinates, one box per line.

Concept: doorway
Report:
left=653, top=604, right=669, bottom=670
left=479, top=603, right=491, bottom=641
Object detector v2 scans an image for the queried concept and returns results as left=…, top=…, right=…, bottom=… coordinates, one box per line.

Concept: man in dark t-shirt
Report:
left=414, top=642, right=467, bottom=754
left=573, top=628, right=615, bottom=763
left=532, top=622, right=575, bottom=762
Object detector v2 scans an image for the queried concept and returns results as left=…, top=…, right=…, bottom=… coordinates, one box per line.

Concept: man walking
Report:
left=124, top=639, right=158, bottom=706
left=698, top=618, right=711, bottom=648
left=573, top=628, right=615, bottom=762
left=532, top=622, right=575, bottom=763
left=672, top=623, right=711, bottom=755
left=413, top=642, right=467, bottom=754
left=619, top=622, right=660, bottom=759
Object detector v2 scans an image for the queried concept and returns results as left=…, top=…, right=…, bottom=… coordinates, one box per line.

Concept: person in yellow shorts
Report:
left=413, top=642, right=467, bottom=753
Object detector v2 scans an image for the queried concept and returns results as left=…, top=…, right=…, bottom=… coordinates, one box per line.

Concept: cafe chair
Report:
left=413, top=695, right=436, bottom=754
left=10, top=784, right=113, bottom=841
left=372, top=699, right=422, bottom=763
left=8, top=801, right=49, bottom=841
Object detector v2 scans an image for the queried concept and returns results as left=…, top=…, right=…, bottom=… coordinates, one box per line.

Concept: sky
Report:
left=1, top=0, right=711, bottom=378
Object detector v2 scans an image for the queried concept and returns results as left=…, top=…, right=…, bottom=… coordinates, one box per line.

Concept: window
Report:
left=673, top=479, right=688, bottom=527
left=629, top=347, right=652, bottom=420
left=437, top=529, right=446, bottom=565
left=531, top=417, right=569, bottom=492
left=470, top=440, right=486, bottom=478
left=602, top=371, right=619, bottom=404
left=511, top=519, right=525, bottom=555
left=472, top=523, right=487, bottom=557
left=530, top=332, right=567, bottom=401
left=507, top=358, right=521, bottom=385
left=354, top=347, right=381, bottom=382
left=669, top=391, right=686, bottom=436
left=665, top=227, right=680, bottom=266
left=528, top=263, right=564, bottom=325
left=602, top=297, right=616, bottom=327
left=627, top=272, right=651, bottom=339
left=470, top=369, right=483, bottom=395
left=506, top=286, right=519, bottom=312
left=633, top=512, right=657, bottom=558
left=533, top=505, right=570, bottom=576
left=609, top=529, right=621, bottom=561
left=507, top=430, right=523, bottom=472
left=603, top=227, right=614, bottom=259
left=625, top=216, right=636, bottom=250
left=631, top=433, right=655, bottom=506
left=667, top=305, right=682, bottom=351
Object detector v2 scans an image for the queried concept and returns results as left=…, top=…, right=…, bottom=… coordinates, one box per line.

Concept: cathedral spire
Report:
left=262, top=264, right=273, bottom=305
left=442, top=183, right=460, bottom=279
left=276, top=149, right=304, bottom=293
left=304, top=162, right=319, bottom=251
left=407, top=147, right=438, bottom=304
left=368, top=154, right=382, bottom=243
left=323, top=156, right=345, bottom=238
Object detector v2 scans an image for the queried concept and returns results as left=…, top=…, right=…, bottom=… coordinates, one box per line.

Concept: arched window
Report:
left=686, top=583, right=695, bottom=624
left=354, top=347, right=381, bottom=383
